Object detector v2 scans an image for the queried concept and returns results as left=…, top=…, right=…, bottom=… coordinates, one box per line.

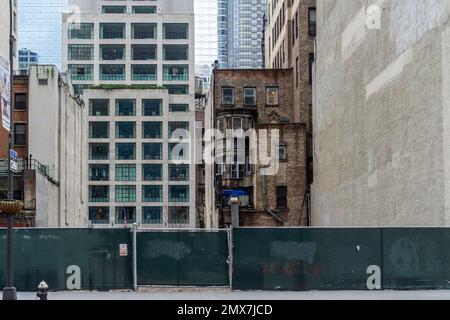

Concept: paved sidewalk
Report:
left=17, top=289, right=450, bottom=300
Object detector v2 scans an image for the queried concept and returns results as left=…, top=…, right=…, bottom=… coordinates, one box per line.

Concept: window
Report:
left=169, top=143, right=189, bottom=161
left=132, top=44, right=157, bottom=61
left=266, top=87, right=279, bottom=105
left=68, top=44, right=93, bottom=60
left=116, top=143, right=136, bottom=160
left=222, top=88, right=234, bottom=105
left=89, top=143, right=109, bottom=160
left=100, top=44, right=125, bottom=60
left=163, top=45, right=188, bottom=60
left=115, top=185, right=136, bottom=202
left=163, top=65, right=189, bottom=81
left=163, top=23, right=188, bottom=39
left=89, top=122, right=109, bottom=139
left=295, top=57, right=299, bottom=88
left=14, top=123, right=26, bottom=145
left=142, top=122, right=162, bottom=139
left=89, top=207, right=109, bottom=224
left=115, top=164, right=136, bottom=181
left=142, top=207, right=162, bottom=224
left=169, top=164, right=189, bottom=181
left=89, top=185, right=109, bottom=202
left=276, top=186, right=288, bottom=209
left=142, top=185, right=163, bottom=202
left=132, top=23, right=157, bottom=39
left=131, top=64, right=157, bottom=81
left=143, top=100, right=162, bottom=116
left=115, top=207, right=136, bottom=224
left=132, top=6, right=156, bottom=14
left=100, top=23, right=125, bottom=39
left=68, top=23, right=94, bottom=39
left=102, top=6, right=126, bottom=13
left=168, top=207, right=189, bottom=224
left=142, top=164, right=162, bottom=181
left=169, top=104, right=189, bottom=112
left=142, top=143, right=162, bottom=160
left=308, top=8, right=317, bottom=37
left=309, top=53, right=315, bottom=85
left=277, top=144, right=287, bottom=161
left=116, top=122, right=136, bottom=138
left=166, top=85, right=188, bottom=95
left=243, top=88, right=256, bottom=106
left=89, top=99, right=109, bottom=116
left=68, top=64, right=94, bottom=81
left=168, top=122, right=189, bottom=139
left=89, top=164, right=109, bottom=181
left=231, top=164, right=244, bottom=179
left=14, top=93, right=26, bottom=110
left=100, top=64, right=125, bottom=81
left=116, top=99, right=136, bottom=116
left=169, top=185, right=189, bottom=202
left=232, top=117, right=242, bottom=130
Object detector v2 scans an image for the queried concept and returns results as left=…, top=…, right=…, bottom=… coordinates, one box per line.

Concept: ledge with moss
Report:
left=88, top=84, right=167, bottom=90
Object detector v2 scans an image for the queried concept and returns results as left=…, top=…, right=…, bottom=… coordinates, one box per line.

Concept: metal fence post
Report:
left=132, top=223, right=138, bottom=292
left=227, top=226, right=234, bottom=290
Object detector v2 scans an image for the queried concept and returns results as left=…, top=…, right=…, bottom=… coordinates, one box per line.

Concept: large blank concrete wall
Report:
left=313, top=0, right=450, bottom=226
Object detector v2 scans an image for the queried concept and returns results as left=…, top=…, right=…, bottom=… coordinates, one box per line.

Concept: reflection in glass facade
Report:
left=18, top=0, right=68, bottom=69
left=194, top=0, right=218, bottom=89
left=218, top=0, right=265, bottom=69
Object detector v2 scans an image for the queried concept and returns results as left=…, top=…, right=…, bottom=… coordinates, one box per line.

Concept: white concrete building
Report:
left=0, top=0, right=18, bottom=69
left=62, top=0, right=196, bottom=227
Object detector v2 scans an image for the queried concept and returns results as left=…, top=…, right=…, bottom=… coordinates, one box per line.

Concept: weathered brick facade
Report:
left=211, top=69, right=307, bottom=227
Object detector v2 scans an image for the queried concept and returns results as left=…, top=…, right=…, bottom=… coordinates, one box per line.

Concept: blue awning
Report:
left=223, top=189, right=248, bottom=197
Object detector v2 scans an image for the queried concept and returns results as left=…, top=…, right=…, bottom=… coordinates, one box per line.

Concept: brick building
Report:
left=205, top=68, right=307, bottom=227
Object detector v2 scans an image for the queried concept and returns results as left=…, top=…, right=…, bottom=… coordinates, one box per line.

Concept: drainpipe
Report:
left=57, top=73, right=62, bottom=227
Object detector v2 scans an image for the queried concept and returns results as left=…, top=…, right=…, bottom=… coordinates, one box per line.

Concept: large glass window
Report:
left=89, top=143, right=109, bottom=160
left=89, top=99, right=109, bottom=116
left=163, top=65, right=189, bottom=81
left=115, top=164, right=136, bottom=181
left=131, top=65, right=157, bottom=81
left=168, top=122, right=189, bottom=138
left=116, top=122, right=136, bottom=139
left=115, top=99, right=136, bottom=116
left=68, top=23, right=94, bottom=39
left=169, top=185, right=189, bottom=203
left=132, top=44, right=157, bottom=60
left=115, top=207, right=136, bottom=224
left=116, top=143, right=136, bottom=160
left=142, top=164, right=162, bottom=181
left=142, top=207, right=162, bottom=224
left=89, top=185, right=109, bottom=202
left=244, top=88, right=256, bottom=106
left=163, top=23, right=188, bottom=39
left=89, top=207, right=109, bottom=224
left=115, top=185, right=136, bottom=202
left=102, top=5, right=126, bottom=13
left=169, top=164, right=189, bottom=181
left=68, top=64, right=93, bottom=81
left=142, top=185, right=162, bottom=202
left=132, top=23, right=157, bottom=39
left=89, top=164, right=109, bottom=181
left=163, top=45, right=188, bottom=60
left=169, top=104, right=189, bottom=112
left=142, top=122, right=162, bottom=139
left=100, top=23, right=125, bottom=39
left=168, top=207, right=189, bottom=224
left=142, top=99, right=162, bottom=116
left=169, top=143, right=189, bottom=161
left=222, top=88, right=234, bottom=104
left=68, top=44, right=93, bottom=60
left=132, top=6, right=157, bottom=14
left=100, top=65, right=125, bottom=81
left=89, top=122, right=109, bottom=139
left=166, top=85, right=188, bottom=95
left=100, top=44, right=125, bottom=60
left=142, top=143, right=162, bottom=160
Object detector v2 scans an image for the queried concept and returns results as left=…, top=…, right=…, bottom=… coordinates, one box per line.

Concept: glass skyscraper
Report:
left=18, top=0, right=68, bottom=69
left=194, top=0, right=218, bottom=90
left=218, top=0, right=265, bottom=69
